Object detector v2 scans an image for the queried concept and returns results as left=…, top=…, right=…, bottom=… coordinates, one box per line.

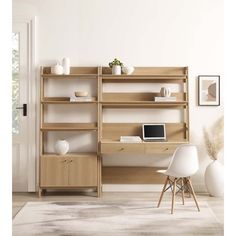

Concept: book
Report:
left=120, top=136, right=142, bottom=143
left=70, top=96, right=95, bottom=102
left=154, top=96, right=177, bottom=102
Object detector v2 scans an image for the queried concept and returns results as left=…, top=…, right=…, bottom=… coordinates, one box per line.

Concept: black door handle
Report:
left=16, top=104, right=27, bottom=116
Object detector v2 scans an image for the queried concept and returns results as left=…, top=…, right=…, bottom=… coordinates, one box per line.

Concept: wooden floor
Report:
left=13, top=191, right=224, bottom=225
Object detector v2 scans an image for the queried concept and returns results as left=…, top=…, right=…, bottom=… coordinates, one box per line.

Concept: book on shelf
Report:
left=120, top=136, right=142, bottom=143
left=154, top=96, right=177, bottom=102
left=70, top=96, right=94, bottom=102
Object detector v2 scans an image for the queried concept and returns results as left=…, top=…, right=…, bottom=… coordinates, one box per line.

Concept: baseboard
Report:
left=102, top=184, right=207, bottom=193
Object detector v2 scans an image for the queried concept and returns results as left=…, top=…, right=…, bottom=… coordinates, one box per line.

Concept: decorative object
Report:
left=160, top=87, right=171, bottom=97
left=62, top=57, right=70, bottom=75
left=122, top=66, right=135, bottom=75
left=54, top=139, right=69, bottom=155
left=109, top=58, right=123, bottom=75
left=204, top=116, right=224, bottom=197
left=74, top=91, right=89, bottom=97
left=154, top=97, right=176, bottom=102
left=198, top=75, right=220, bottom=106
left=51, top=62, right=63, bottom=75
left=13, top=201, right=223, bottom=236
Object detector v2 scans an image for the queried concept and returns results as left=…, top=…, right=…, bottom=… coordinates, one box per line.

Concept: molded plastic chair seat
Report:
left=157, top=144, right=200, bottom=214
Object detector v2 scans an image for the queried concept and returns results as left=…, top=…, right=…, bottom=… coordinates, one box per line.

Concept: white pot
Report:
left=205, top=160, right=224, bottom=197
left=112, top=65, right=121, bottom=75
left=51, top=63, right=63, bottom=75
left=62, top=57, right=70, bottom=75
left=122, top=66, right=135, bottom=75
left=160, top=87, right=171, bottom=97
left=54, top=140, right=69, bottom=155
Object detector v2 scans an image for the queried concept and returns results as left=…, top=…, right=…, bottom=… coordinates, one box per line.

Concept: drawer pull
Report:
left=68, top=160, right=73, bottom=163
left=164, top=148, right=169, bottom=151
left=119, top=148, right=125, bottom=151
left=61, top=160, right=67, bottom=163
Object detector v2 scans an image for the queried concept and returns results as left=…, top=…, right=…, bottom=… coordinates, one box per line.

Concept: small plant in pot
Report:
left=109, top=58, right=123, bottom=75
left=203, top=116, right=224, bottom=197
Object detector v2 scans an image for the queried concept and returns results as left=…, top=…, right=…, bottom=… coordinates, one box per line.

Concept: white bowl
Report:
left=122, top=66, right=135, bottom=75
left=74, top=91, right=88, bottom=97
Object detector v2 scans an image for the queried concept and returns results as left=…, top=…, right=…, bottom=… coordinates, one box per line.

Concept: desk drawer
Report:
left=145, top=144, right=178, bottom=154
left=101, top=143, right=145, bottom=154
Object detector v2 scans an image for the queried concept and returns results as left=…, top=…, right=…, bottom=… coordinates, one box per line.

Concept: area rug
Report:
left=13, top=201, right=223, bottom=236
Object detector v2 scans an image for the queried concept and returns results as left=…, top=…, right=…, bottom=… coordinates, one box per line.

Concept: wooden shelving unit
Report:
left=99, top=67, right=189, bottom=185
left=39, top=66, right=189, bottom=194
left=39, top=67, right=101, bottom=197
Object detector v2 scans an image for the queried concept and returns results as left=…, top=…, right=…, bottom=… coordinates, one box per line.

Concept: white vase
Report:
left=112, top=65, right=121, bottom=75
left=122, top=66, right=135, bottom=75
left=205, top=160, right=224, bottom=197
left=54, top=140, right=69, bottom=155
left=51, top=62, right=63, bottom=75
left=62, top=57, right=70, bottom=75
left=160, top=87, right=171, bottom=97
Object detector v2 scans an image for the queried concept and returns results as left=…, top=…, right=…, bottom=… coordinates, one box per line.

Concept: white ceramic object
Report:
left=112, top=65, right=121, bottom=75
left=122, top=66, right=135, bottom=75
left=160, top=87, right=171, bottom=97
left=51, top=63, right=63, bottom=75
left=74, top=91, right=88, bottom=97
left=62, top=57, right=70, bottom=75
left=205, top=160, right=224, bottom=197
left=54, top=140, right=69, bottom=155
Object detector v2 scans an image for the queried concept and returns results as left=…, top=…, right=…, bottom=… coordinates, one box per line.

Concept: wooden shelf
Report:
left=41, top=123, right=97, bottom=131
left=41, top=97, right=97, bottom=104
left=42, top=153, right=97, bottom=158
left=101, top=101, right=187, bottom=108
left=100, top=139, right=188, bottom=144
left=101, top=77, right=186, bottom=83
left=42, top=74, right=98, bottom=79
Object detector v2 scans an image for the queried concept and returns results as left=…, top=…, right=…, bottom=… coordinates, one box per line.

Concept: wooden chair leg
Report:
left=157, top=176, right=169, bottom=208
left=181, top=178, right=185, bottom=205
left=171, top=178, right=177, bottom=214
left=187, top=178, right=200, bottom=212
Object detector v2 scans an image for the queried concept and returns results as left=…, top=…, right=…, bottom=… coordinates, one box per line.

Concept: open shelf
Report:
left=41, top=152, right=97, bottom=158
left=41, top=97, right=97, bottom=104
left=101, top=77, right=186, bottom=83
left=41, top=123, right=98, bottom=131
left=101, top=101, right=187, bottom=108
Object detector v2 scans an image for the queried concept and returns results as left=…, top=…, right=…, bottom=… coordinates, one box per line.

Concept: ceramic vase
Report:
left=205, top=160, right=224, bottom=197
left=62, top=57, right=70, bottom=75
left=54, top=140, right=69, bottom=155
left=122, top=66, right=135, bottom=75
left=51, top=62, right=63, bottom=75
left=112, top=65, right=121, bottom=75
left=160, top=87, right=171, bottom=97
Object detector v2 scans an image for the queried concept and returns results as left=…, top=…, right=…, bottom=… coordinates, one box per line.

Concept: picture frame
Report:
left=198, top=75, right=220, bottom=106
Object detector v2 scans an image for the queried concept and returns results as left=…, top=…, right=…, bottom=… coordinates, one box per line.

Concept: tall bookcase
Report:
left=39, top=66, right=189, bottom=196
left=39, top=67, right=101, bottom=197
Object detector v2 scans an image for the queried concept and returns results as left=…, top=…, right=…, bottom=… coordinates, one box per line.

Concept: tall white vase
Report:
left=205, top=160, right=224, bottom=197
left=62, top=57, right=70, bottom=75
left=54, top=140, right=69, bottom=155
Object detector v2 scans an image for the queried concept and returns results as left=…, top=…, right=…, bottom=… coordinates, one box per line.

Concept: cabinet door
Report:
left=68, top=156, right=98, bottom=187
left=40, top=157, right=69, bottom=187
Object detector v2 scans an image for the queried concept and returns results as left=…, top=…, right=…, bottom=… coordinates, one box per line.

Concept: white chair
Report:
left=157, top=145, right=200, bottom=214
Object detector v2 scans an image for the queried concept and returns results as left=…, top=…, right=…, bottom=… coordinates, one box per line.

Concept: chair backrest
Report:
left=167, top=145, right=199, bottom=177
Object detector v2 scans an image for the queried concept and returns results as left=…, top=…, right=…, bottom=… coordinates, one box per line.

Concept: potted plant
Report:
left=203, top=116, right=224, bottom=197
left=109, top=58, right=123, bottom=75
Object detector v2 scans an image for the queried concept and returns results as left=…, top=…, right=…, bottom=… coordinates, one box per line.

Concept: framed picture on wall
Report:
left=198, top=75, right=220, bottom=106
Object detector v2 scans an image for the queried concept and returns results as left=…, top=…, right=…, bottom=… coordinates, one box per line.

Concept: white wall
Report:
left=13, top=0, right=224, bottom=191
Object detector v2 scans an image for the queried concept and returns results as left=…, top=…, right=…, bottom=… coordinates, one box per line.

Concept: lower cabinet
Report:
left=40, top=155, right=98, bottom=187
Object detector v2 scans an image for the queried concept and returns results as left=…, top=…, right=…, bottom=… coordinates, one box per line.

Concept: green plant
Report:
left=109, top=58, right=123, bottom=68
left=203, top=116, right=224, bottom=160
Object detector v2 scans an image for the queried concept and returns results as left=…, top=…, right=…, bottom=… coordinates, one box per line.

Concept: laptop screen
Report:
left=142, top=124, right=166, bottom=140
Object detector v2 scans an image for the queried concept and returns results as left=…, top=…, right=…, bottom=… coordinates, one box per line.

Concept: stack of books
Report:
left=70, top=96, right=94, bottom=102
left=154, top=97, right=177, bottom=102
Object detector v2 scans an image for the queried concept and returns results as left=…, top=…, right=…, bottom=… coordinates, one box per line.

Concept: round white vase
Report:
left=160, top=87, right=171, bottom=97
left=112, top=65, right=121, bottom=75
left=51, top=63, right=63, bottom=75
left=205, top=160, right=224, bottom=197
left=54, top=140, right=69, bottom=155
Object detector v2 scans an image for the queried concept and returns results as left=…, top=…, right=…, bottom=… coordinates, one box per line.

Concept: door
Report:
left=40, top=157, right=69, bottom=187
left=69, top=156, right=98, bottom=186
left=12, top=19, right=36, bottom=192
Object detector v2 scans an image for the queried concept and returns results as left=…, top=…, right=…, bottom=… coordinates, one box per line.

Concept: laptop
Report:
left=142, top=124, right=166, bottom=141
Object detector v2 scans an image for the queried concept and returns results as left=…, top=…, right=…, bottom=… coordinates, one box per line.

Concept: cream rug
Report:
left=13, top=201, right=223, bottom=236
